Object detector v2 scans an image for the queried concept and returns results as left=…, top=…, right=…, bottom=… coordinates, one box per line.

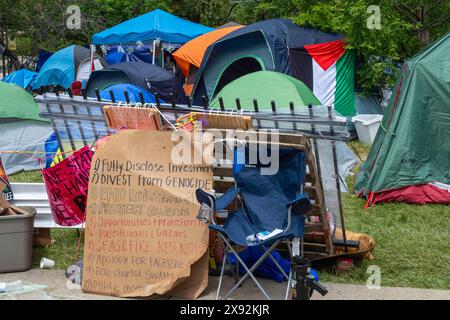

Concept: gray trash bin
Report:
left=0, top=206, right=36, bottom=273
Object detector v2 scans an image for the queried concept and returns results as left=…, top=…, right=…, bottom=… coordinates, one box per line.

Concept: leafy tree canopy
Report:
left=1, top=0, right=448, bottom=93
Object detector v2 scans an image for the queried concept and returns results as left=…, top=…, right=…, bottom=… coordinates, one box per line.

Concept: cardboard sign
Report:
left=103, top=106, right=163, bottom=130
left=82, top=130, right=213, bottom=298
left=41, top=146, right=93, bottom=226
left=0, top=194, right=29, bottom=216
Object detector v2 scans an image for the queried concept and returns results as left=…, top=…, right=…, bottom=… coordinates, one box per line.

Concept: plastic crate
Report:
left=0, top=207, right=36, bottom=273
left=352, top=114, right=383, bottom=144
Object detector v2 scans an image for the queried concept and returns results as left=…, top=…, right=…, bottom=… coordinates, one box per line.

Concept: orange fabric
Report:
left=173, top=26, right=243, bottom=77
left=183, top=83, right=194, bottom=96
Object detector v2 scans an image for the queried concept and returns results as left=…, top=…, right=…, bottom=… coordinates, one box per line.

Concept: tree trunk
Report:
left=0, top=38, right=22, bottom=70
left=418, top=29, right=431, bottom=46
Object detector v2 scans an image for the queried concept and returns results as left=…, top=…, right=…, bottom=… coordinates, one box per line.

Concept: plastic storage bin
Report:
left=0, top=207, right=36, bottom=273
left=352, top=114, right=383, bottom=144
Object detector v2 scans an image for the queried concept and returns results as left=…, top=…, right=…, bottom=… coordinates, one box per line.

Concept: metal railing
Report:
left=35, top=90, right=353, bottom=249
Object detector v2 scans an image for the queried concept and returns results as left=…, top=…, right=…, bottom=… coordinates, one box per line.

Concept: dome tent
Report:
left=2, top=69, right=38, bottom=89
left=173, top=26, right=243, bottom=95
left=355, top=32, right=450, bottom=205
left=33, top=45, right=106, bottom=90
left=99, top=84, right=164, bottom=104
left=0, top=82, right=53, bottom=174
left=85, top=61, right=186, bottom=103
left=210, top=71, right=321, bottom=110
left=192, top=19, right=355, bottom=116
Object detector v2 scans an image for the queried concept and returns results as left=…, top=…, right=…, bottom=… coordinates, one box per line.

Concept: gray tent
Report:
left=0, top=82, right=53, bottom=175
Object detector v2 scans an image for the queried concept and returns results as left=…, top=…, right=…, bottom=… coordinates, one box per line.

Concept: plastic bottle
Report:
left=0, top=281, right=23, bottom=293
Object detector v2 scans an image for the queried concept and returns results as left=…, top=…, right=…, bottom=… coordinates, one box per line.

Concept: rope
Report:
left=379, top=122, right=396, bottom=136
left=71, top=224, right=86, bottom=265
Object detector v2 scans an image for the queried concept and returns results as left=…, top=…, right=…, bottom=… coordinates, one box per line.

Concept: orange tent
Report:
left=173, top=26, right=243, bottom=95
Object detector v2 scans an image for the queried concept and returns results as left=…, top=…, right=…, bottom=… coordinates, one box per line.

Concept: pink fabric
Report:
left=371, top=184, right=450, bottom=206
left=42, top=146, right=93, bottom=226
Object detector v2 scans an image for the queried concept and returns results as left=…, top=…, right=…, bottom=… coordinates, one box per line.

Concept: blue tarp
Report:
left=92, top=9, right=213, bottom=45
left=105, top=44, right=153, bottom=65
left=355, top=93, right=383, bottom=114
left=2, top=69, right=38, bottom=89
left=99, top=83, right=163, bottom=103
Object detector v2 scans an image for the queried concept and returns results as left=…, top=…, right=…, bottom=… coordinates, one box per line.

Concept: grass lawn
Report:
left=11, top=141, right=450, bottom=290
left=8, top=170, right=43, bottom=183
left=318, top=141, right=450, bottom=290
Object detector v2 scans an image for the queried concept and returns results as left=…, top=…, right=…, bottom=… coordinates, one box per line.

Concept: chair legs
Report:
left=215, top=234, right=303, bottom=300
left=285, top=239, right=294, bottom=300
left=216, top=246, right=228, bottom=300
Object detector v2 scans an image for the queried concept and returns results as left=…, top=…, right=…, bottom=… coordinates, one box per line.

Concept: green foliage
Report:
left=172, top=0, right=236, bottom=26
left=1, top=0, right=448, bottom=92
left=231, top=0, right=449, bottom=94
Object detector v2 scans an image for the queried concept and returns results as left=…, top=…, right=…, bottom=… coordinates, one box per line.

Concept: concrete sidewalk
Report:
left=1, top=269, right=449, bottom=300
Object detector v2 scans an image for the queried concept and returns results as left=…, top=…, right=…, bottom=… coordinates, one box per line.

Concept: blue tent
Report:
left=2, top=69, right=38, bottom=89
left=85, top=61, right=186, bottom=103
left=99, top=84, right=164, bottom=104
left=92, top=9, right=213, bottom=45
left=33, top=45, right=106, bottom=90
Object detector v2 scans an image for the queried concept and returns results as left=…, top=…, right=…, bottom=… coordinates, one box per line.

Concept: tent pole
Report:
left=152, top=40, right=156, bottom=65
left=89, top=44, right=95, bottom=75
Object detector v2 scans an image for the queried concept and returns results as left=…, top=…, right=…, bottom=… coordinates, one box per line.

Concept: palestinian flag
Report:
left=291, top=40, right=355, bottom=116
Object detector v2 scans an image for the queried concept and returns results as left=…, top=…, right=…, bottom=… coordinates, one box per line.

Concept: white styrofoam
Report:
left=352, top=114, right=383, bottom=144
left=10, top=183, right=82, bottom=229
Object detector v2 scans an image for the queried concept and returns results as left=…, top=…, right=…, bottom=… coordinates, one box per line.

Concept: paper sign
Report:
left=41, top=146, right=93, bottom=226
left=82, top=130, right=213, bottom=298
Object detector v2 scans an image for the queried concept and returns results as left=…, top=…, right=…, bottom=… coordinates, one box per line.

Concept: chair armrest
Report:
left=196, top=189, right=216, bottom=208
left=216, top=187, right=240, bottom=210
left=196, top=187, right=240, bottom=225
left=196, top=187, right=240, bottom=210
left=287, top=193, right=312, bottom=215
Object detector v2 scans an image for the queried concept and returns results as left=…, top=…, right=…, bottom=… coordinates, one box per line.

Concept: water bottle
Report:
left=0, top=281, right=23, bottom=293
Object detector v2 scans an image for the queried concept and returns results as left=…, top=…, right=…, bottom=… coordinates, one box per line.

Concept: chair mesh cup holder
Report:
left=197, top=203, right=212, bottom=224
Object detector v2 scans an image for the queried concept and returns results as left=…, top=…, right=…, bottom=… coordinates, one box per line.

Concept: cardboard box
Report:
left=33, top=228, right=53, bottom=246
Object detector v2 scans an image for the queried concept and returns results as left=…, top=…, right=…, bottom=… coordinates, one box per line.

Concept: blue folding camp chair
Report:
left=196, top=145, right=317, bottom=300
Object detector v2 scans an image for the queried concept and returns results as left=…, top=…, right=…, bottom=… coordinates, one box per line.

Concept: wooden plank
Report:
left=304, top=242, right=328, bottom=253
left=213, top=180, right=235, bottom=193
left=304, top=186, right=317, bottom=200
left=213, top=167, right=233, bottom=177
left=304, top=232, right=326, bottom=243
left=209, top=130, right=334, bottom=256
left=214, top=167, right=313, bottom=183
left=191, top=112, right=254, bottom=130
left=303, top=252, right=330, bottom=259
left=208, top=129, right=309, bottom=147
left=305, top=223, right=324, bottom=233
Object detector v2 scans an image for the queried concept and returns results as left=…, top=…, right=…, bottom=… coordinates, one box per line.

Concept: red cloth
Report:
left=42, top=146, right=93, bottom=226
left=304, top=39, right=346, bottom=71
left=370, top=184, right=450, bottom=206
left=71, top=81, right=82, bottom=96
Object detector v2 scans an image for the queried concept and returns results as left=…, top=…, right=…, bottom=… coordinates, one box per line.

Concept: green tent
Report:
left=355, top=32, right=450, bottom=204
left=210, top=71, right=321, bottom=110
left=0, top=82, right=46, bottom=122
left=0, top=82, right=52, bottom=174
